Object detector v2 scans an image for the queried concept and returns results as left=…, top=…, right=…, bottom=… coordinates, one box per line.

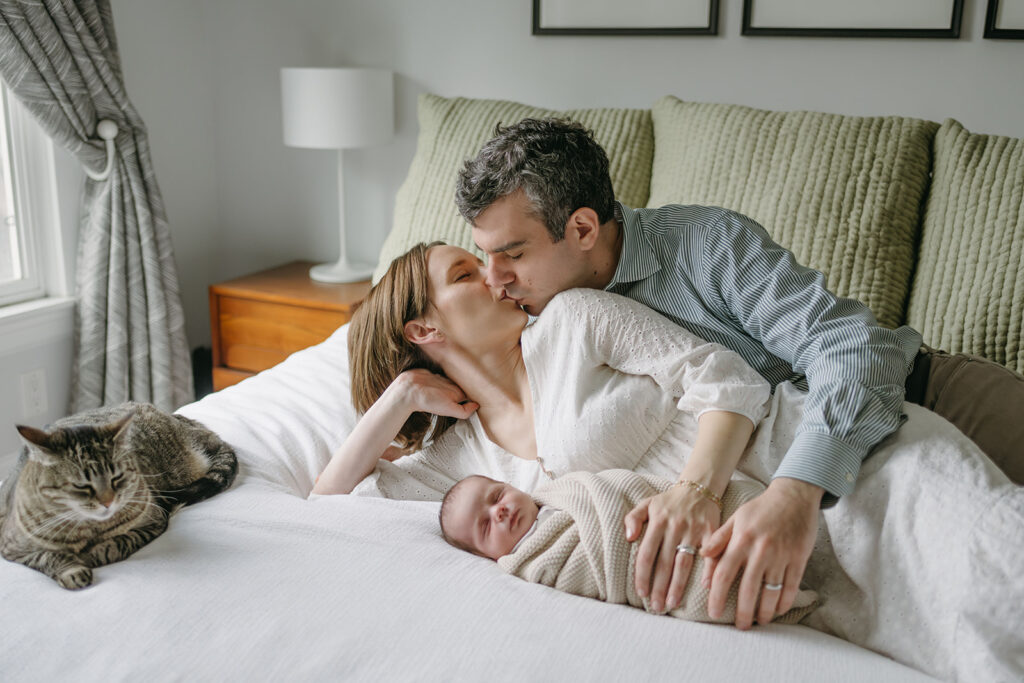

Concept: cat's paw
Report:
left=56, top=566, right=93, bottom=590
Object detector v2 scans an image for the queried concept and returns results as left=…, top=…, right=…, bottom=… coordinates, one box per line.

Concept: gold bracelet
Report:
left=673, top=479, right=723, bottom=510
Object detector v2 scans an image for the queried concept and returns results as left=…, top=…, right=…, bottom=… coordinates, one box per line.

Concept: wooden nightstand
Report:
left=208, top=261, right=371, bottom=391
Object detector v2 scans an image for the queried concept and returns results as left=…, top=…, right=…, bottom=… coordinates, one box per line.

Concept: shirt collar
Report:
left=606, top=201, right=661, bottom=288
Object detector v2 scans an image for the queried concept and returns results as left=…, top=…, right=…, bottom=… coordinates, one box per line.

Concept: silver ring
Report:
left=763, top=582, right=784, bottom=591
left=675, top=544, right=697, bottom=556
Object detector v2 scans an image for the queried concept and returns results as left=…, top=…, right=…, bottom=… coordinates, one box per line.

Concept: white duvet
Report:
left=0, top=325, right=943, bottom=682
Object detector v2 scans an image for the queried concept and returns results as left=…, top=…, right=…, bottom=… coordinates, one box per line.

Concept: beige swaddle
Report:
left=497, top=469, right=818, bottom=624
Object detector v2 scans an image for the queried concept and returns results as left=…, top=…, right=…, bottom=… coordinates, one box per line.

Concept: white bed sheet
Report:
left=0, top=325, right=937, bottom=682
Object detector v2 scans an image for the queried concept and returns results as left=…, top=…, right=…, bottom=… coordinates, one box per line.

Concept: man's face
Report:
left=445, top=476, right=539, bottom=560
left=471, top=191, right=586, bottom=316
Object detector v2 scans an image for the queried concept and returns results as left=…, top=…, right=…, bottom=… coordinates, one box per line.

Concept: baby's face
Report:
left=447, top=477, right=539, bottom=560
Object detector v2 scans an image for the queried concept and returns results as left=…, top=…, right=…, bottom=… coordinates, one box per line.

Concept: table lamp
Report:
left=281, top=67, right=394, bottom=282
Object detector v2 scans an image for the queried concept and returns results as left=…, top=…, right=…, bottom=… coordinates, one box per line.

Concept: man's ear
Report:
left=404, top=319, right=445, bottom=346
left=565, top=207, right=602, bottom=251
left=16, top=425, right=60, bottom=465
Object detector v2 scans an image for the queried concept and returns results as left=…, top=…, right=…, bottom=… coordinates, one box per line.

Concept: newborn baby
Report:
left=440, top=470, right=818, bottom=624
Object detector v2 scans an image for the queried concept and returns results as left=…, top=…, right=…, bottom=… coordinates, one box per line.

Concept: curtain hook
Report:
left=84, top=119, right=118, bottom=181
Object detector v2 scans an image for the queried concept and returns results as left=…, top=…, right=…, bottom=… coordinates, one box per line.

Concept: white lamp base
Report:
left=309, top=260, right=375, bottom=283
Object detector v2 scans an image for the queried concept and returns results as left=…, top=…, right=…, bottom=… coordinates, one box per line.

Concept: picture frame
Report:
left=985, top=0, right=1024, bottom=39
left=741, top=0, right=963, bottom=39
left=532, top=0, right=719, bottom=36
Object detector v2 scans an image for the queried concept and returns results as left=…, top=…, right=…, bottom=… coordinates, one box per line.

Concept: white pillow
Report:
left=176, top=324, right=357, bottom=497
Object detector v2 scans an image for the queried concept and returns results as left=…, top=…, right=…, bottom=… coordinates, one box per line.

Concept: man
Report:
left=451, top=117, right=1024, bottom=631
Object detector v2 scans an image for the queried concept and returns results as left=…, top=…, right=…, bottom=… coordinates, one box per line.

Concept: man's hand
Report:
left=701, top=478, right=823, bottom=629
left=624, top=487, right=722, bottom=613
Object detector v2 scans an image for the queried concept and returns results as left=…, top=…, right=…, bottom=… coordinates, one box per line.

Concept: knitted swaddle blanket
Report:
left=497, top=469, right=818, bottom=624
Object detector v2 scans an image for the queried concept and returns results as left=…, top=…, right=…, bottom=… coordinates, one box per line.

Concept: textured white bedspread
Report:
left=0, top=326, right=937, bottom=682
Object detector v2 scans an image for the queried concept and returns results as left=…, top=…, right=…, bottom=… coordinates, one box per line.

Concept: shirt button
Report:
left=846, top=473, right=854, bottom=483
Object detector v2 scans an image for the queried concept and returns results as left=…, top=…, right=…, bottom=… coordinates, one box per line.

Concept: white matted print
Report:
left=743, top=0, right=963, bottom=38
left=986, top=0, right=1024, bottom=38
left=533, top=0, right=718, bottom=35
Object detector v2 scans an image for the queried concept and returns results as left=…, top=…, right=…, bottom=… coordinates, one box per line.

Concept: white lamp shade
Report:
left=281, top=67, right=394, bottom=149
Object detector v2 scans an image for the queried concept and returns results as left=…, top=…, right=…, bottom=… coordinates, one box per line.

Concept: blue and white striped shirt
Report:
left=607, top=203, right=922, bottom=499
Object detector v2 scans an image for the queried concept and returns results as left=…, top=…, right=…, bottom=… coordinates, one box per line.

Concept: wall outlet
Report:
left=20, top=369, right=48, bottom=418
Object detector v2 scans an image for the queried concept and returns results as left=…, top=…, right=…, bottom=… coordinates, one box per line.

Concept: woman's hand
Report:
left=392, top=369, right=479, bottom=420
left=312, top=370, right=475, bottom=495
left=624, top=485, right=722, bottom=613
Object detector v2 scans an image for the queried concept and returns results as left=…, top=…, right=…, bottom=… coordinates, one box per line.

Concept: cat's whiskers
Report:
left=30, top=510, right=85, bottom=540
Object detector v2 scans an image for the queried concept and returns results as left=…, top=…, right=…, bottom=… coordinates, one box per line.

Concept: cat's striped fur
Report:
left=0, top=402, right=237, bottom=589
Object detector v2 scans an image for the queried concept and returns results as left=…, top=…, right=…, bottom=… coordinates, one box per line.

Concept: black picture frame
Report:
left=532, top=0, right=719, bottom=36
left=741, top=0, right=963, bottom=39
left=985, top=0, right=1024, bottom=39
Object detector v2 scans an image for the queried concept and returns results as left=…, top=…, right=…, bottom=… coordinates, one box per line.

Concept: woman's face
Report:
left=421, top=245, right=528, bottom=351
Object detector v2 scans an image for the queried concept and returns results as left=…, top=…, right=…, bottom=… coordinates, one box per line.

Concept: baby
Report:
left=439, top=474, right=543, bottom=560
left=439, top=470, right=818, bottom=624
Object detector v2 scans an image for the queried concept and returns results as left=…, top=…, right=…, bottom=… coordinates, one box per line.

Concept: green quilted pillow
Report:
left=373, top=94, right=653, bottom=282
left=906, top=120, right=1024, bottom=373
left=649, top=96, right=938, bottom=329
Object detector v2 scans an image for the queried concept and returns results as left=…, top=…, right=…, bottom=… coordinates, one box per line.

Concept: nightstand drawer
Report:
left=209, top=262, right=370, bottom=391
left=217, top=297, right=349, bottom=372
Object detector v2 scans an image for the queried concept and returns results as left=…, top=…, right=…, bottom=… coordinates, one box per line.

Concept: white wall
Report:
left=108, top=0, right=1022, bottom=352
left=110, top=0, right=221, bottom=351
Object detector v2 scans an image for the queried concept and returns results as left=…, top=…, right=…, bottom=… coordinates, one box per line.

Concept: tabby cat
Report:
left=0, top=402, right=237, bottom=589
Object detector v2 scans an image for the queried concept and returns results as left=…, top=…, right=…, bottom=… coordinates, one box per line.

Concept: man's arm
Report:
left=692, top=210, right=920, bottom=627
left=696, top=211, right=921, bottom=499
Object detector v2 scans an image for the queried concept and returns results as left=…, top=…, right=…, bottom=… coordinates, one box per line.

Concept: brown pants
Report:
left=905, top=347, right=1024, bottom=484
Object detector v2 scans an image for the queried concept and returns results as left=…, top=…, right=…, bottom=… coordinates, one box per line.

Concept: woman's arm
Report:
left=311, top=370, right=478, bottom=495
left=624, top=410, right=754, bottom=613
left=539, top=291, right=769, bottom=613
left=677, top=409, right=756, bottom=502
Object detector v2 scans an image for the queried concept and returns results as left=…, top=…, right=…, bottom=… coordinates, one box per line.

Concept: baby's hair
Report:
left=439, top=474, right=498, bottom=557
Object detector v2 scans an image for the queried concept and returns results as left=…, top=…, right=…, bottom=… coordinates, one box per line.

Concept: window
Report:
left=0, top=83, right=65, bottom=308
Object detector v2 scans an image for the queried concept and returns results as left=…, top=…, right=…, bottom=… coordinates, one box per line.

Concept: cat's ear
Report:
left=16, top=425, right=60, bottom=465
left=106, top=413, right=134, bottom=442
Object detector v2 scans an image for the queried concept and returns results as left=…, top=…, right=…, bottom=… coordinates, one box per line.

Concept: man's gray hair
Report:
left=455, top=118, right=616, bottom=242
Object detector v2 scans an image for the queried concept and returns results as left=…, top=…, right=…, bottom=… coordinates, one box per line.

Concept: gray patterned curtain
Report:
left=0, top=0, right=193, bottom=412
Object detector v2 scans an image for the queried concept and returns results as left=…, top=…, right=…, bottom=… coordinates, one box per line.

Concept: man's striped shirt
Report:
left=607, top=203, right=921, bottom=499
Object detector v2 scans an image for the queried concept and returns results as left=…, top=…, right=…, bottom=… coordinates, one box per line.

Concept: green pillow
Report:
left=648, top=96, right=938, bottom=329
left=373, top=94, right=653, bottom=282
left=906, top=120, right=1024, bottom=374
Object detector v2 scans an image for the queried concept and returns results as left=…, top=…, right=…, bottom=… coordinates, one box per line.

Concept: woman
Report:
left=314, top=243, right=1023, bottom=681
left=314, top=242, right=770, bottom=617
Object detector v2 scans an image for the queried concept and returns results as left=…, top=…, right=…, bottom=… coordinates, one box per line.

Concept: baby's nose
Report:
left=492, top=503, right=509, bottom=522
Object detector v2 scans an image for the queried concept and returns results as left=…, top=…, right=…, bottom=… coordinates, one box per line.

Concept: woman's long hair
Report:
left=348, top=241, right=456, bottom=453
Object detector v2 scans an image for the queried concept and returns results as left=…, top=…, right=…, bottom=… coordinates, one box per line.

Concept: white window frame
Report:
left=0, top=83, right=68, bottom=308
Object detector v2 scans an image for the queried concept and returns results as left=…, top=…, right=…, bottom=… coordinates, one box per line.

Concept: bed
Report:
left=0, top=324, right=938, bottom=681
left=7, top=90, right=1021, bottom=681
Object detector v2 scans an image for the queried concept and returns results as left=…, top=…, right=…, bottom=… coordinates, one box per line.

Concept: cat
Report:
left=0, top=402, right=237, bottom=590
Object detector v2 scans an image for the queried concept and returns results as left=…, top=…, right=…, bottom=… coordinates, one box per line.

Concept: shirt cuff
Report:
left=772, top=431, right=867, bottom=504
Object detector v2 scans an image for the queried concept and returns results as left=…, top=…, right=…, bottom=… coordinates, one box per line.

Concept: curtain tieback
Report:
left=84, top=119, right=118, bottom=181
